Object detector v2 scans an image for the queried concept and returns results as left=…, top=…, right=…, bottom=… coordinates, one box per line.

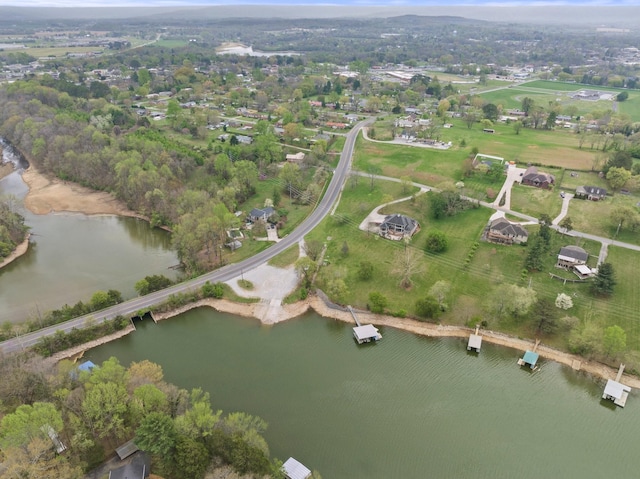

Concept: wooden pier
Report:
left=602, top=364, right=631, bottom=408
left=348, top=306, right=382, bottom=344
left=467, top=325, right=482, bottom=352
left=517, top=339, right=540, bottom=370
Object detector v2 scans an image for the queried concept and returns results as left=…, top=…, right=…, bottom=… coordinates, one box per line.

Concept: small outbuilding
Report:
left=518, top=350, right=539, bottom=370
left=467, top=326, right=482, bottom=352
left=282, top=457, right=312, bottom=479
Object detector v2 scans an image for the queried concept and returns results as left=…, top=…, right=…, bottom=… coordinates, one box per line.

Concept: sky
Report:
left=1, top=0, right=638, bottom=8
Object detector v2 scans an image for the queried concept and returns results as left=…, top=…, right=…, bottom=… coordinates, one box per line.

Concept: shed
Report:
left=603, top=379, right=631, bottom=407
left=353, top=324, right=382, bottom=344
left=518, top=350, right=539, bottom=369
left=115, top=439, right=139, bottom=460
left=282, top=457, right=312, bottom=479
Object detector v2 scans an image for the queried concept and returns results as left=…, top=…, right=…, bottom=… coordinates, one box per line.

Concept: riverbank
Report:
left=0, top=234, right=30, bottom=270
left=150, top=294, right=640, bottom=389
left=21, top=165, right=141, bottom=217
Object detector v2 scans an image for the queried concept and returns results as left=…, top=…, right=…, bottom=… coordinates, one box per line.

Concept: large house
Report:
left=575, top=185, right=606, bottom=201
left=521, top=166, right=555, bottom=189
left=486, top=218, right=529, bottom=245
left=556, top=245, right=588, bottom=269
left=556, top=245, right=593, bottom=278
left=379, top=214, right=420, bottom=240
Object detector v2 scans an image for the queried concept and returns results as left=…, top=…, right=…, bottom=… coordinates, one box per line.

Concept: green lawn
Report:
left=566, top=194, right=640, bottom=245
left=559, top=170, right=608, bottom=191
left=604, top=247, right=640, bottom=350
left=509, top=182, right=564, bottom=219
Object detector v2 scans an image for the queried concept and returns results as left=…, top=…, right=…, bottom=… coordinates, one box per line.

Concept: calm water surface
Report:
left=87, top=309, right=640, bottom=479
left=0, top=164, right=179, bottom=322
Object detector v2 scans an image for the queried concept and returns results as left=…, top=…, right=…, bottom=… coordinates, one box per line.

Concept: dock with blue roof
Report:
left=517, top=339, right=540, bottom=370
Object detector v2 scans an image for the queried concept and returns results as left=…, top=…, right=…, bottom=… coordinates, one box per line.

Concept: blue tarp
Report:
left=78, top=360, right=96, bottom=372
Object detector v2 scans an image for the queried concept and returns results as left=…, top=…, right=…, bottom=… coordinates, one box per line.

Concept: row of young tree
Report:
left=0, top=355, right=303, bottom=479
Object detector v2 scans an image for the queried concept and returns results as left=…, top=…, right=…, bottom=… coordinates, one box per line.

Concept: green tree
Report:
left=606, top=166, right=631, bottom=191
left=603, top=325, right=627, bottom=357
left=135, top=412, right=177, bottom=457
left=279, top=162, right=304, bottom=199
left=592, top=262, right=616, bottom=296
left=175, top=389, right=221, bottom=440
left=533, top=298, right=558, bottom=334
left=559, top=216, right=573, bottom=233
left=368, top=292, right=388, bottom=314
left=294, top=256, right=317, bottom=288
left=617, top=91, right=629, bottom=102
left=0, top=402, right=63, bottom=450
left=202, top=281, right=224, bottom=299
left=415, top=296, right=440, bottom=319
left=173, top=435, right=210, bottom=479
left=424, top=230, right=448, bottom=253
left=482, top=103, right=499, bottom=121
left=521, top=97, right=534, bottom=115
left=82, top=382, right=129, bottom=442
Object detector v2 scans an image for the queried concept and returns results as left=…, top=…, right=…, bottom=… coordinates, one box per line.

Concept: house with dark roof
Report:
left=486, top=218, right=529, bottom=245
left=379, top=214, right=420, bottom=240
left=109, top=453, right=150, bottom=479
left=575, top=185, right=606, bottom=201
left=556, top=245, right=589, bottom=269
left=249, top=206, right=275, bottom=223
left=521, top=166, right=555, bottom=189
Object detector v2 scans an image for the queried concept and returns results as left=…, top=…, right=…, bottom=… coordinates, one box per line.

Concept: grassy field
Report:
left=566, top=194, right=640, bottom=245
left=509, top=182, right=564, bottom=219
left=604, top=246, right=640, bottom=350
left=369, top=116, right=599, bottom=172
left=558, top=170, right=607, bottom=191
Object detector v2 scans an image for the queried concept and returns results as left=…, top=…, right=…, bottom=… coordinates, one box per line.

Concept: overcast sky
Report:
left=1, top=0, right=637, bottom=8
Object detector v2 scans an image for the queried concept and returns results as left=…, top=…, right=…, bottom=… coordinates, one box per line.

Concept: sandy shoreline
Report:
left=21, top=165, right=140, bottom=218
left=151, top=295, right=640, bottom=389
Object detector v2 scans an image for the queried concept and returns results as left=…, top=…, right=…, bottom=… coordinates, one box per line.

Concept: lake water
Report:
left=86, top=309, right=640, bottom=478
left=0, top=146, right=179, bottom=323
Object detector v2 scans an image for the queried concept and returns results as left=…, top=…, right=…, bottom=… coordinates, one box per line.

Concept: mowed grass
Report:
left=509, top=182, right=564, bottom=218
left=559, top=170, right=607, bottom=191
left=566, top=194, right=640, bottom=245
left=603, top=246, right=640, bottom=350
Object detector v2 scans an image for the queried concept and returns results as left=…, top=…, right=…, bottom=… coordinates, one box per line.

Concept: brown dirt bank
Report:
left=0, top=161, right=14, bottom=180
left=0, top=234, right=30, bottom=270
left=151, top=295, right=640, bottom=389
left=21, top=165, right=142, bottom=218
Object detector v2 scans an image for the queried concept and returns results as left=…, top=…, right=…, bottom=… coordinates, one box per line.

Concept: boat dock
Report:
left=602, top=364, right=631, bottom=407
left=517, top=339, right=540, bottom=370
left=467, top=326, right=482, bottom=352
left=349, top=306, right=382, bottom=344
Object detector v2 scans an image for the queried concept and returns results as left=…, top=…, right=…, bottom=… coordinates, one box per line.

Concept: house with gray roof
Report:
left=379, top=214, right=420, bottom=240
left=556, top=245, right=589, bottom=269
left=486, top=218, right=528, bottom=245
left=575, top=185, right=606, bottom=201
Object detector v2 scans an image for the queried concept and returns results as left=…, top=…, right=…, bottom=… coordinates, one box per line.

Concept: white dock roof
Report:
left=283, top=457, right=311, bottom=479
left=468, top=333, right=482, bottom=350
left=353, top=324, right=381, bottom=341
left=604, top=379, right=631, bottom=400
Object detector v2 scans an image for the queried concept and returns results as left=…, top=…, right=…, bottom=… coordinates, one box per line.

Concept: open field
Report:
left=605, top=246, right=640, bottom=350
left=558, top=170, right=607, bottom=191
left=510, top=183, right=564, bottom=219
left=370, top=116, right=599, bottom=171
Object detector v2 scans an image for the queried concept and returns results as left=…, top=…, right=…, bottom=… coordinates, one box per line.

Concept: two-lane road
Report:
left=0, top=117, right=373, bottom=354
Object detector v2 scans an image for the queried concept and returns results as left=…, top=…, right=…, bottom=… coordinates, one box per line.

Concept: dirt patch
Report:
left=21, top=166, right=141, bottom=218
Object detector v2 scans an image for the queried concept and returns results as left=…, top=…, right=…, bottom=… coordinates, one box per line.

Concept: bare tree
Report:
left=392, top=248, right=424, bottom=289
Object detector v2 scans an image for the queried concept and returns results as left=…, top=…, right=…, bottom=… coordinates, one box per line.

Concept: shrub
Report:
left=368, top=292, right=388, bottom=314
left=424, top=230, right=448, bottom=253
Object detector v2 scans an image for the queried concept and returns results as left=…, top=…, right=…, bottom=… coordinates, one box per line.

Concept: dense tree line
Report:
left=0, top=355, right=286, bottom=478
